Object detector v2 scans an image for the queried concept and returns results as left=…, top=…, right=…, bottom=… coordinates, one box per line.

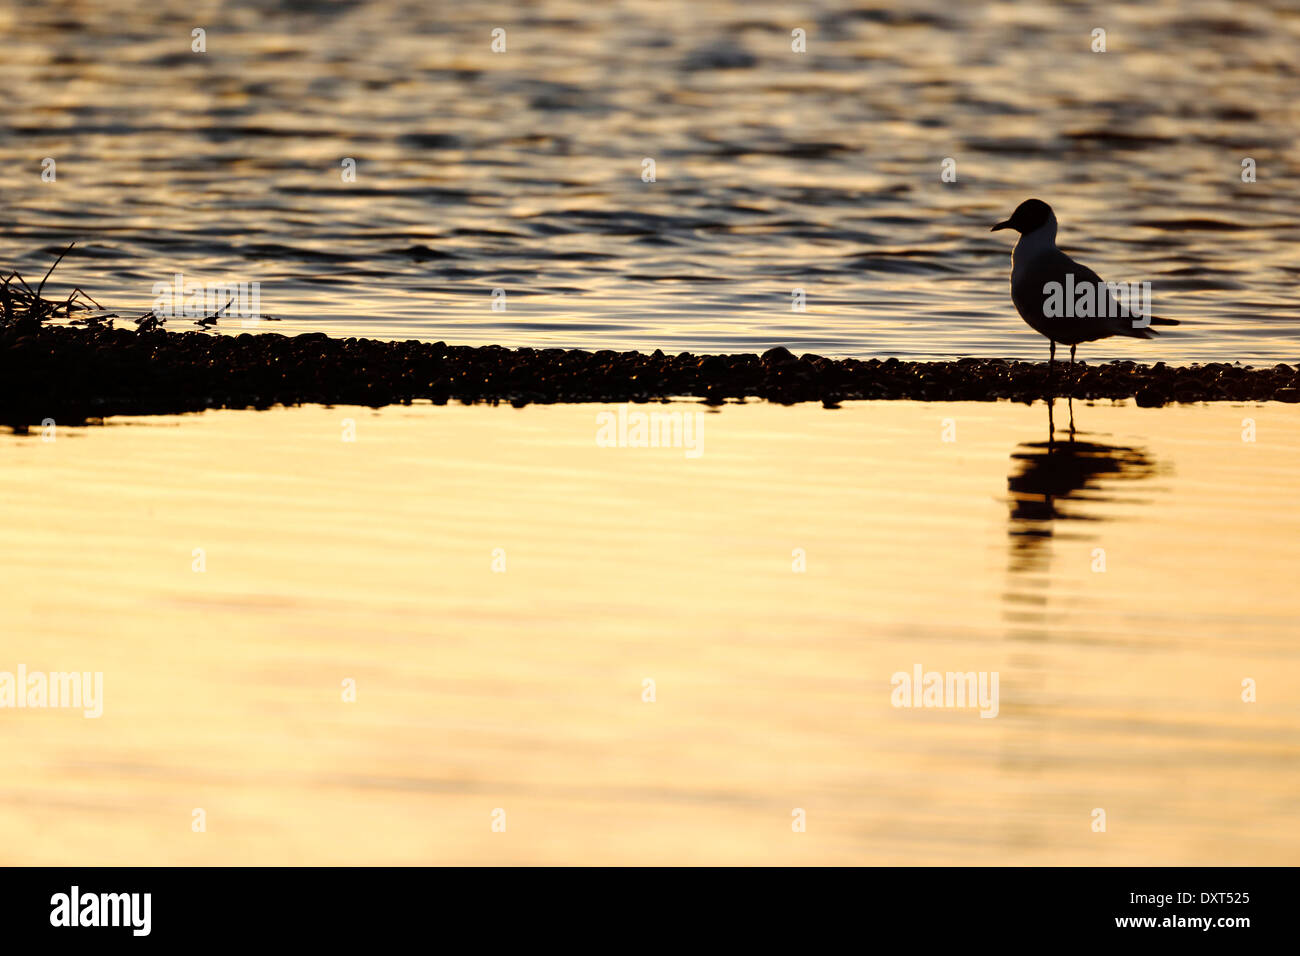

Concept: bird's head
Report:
left=991, top=198, right=1054, bottom=234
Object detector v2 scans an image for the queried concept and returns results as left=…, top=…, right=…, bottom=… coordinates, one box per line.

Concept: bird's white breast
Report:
left=1010, top=223, right=1058, bottom=293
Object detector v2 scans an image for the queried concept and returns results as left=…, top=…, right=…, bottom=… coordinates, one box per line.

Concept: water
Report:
left=1, top=399, right=1297, bottom=864
left=3, top=0, right=1299, bottom=361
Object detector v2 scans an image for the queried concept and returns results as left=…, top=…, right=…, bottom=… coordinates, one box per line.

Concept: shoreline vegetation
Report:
left=3, top=253, right=1299, bottom=424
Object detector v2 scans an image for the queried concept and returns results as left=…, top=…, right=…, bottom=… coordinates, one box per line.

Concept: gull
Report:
left=991, top=199, right=1177, bottom=368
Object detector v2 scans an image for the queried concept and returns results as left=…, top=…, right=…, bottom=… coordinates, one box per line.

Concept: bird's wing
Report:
left=1012, top=249, right=1099, bottom=323
left=1053, top=250, right=1150, bottom=337
left=1055, top=250, right=1103, bottom=288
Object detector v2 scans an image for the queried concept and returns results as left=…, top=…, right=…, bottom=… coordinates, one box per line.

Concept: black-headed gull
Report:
left=991, top=199, right=1178, bottom=367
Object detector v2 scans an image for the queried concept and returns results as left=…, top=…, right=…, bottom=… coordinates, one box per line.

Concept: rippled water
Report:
left=1, top=399, right=1297, bottom=864
left=3, top=0, right=1299, bottom=360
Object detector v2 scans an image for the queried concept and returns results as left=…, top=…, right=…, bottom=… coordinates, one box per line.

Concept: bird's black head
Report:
left=991, top=198, right=1054, bottom=234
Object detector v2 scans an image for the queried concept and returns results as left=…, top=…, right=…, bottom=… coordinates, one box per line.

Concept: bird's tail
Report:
left=1117, top=315, right=1178, bottom=338
left=1120, top=326, right=1158, bottom=339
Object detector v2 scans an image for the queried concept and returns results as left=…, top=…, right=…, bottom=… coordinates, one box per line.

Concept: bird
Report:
left=991, top=199, right=1177, bottom=369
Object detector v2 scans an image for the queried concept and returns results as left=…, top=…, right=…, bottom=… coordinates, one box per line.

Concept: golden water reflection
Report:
left=0, top=399, right=1296, bottom=864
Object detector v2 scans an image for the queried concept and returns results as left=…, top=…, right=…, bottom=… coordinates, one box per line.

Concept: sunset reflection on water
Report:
left=1, top=399, right=1295, bottom=864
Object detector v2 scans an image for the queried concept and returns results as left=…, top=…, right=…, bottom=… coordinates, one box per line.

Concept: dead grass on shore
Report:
left=2, top=243, right=252, bottom=332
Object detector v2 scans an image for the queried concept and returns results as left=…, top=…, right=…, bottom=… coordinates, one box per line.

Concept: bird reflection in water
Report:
left=1006, top=397, right=1159, bottom=578
left=997, top=398, right=1161, bottom=840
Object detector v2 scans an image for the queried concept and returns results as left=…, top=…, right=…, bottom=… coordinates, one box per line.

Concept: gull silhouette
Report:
left=992, top=199, right=1179, bottom=368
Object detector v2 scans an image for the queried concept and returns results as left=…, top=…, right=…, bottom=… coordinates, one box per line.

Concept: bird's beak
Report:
left=991, top=220, right=1011, bottom=232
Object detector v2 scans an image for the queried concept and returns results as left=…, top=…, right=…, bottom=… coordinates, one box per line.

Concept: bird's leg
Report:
left=1070, top=344, right=1076, bottom=369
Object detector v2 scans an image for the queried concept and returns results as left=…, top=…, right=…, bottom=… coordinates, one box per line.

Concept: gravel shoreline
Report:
left=2, top=323, right=1298, bottom=424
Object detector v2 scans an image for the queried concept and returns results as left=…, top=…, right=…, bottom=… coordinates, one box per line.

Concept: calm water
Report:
left=3, top=0, right=1300, bottom=361
left=1, top=399, right=1297, bottom=864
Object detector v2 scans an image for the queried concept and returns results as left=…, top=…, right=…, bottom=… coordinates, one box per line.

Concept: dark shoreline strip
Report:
left=2, top=324, right=1298, bottom=424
